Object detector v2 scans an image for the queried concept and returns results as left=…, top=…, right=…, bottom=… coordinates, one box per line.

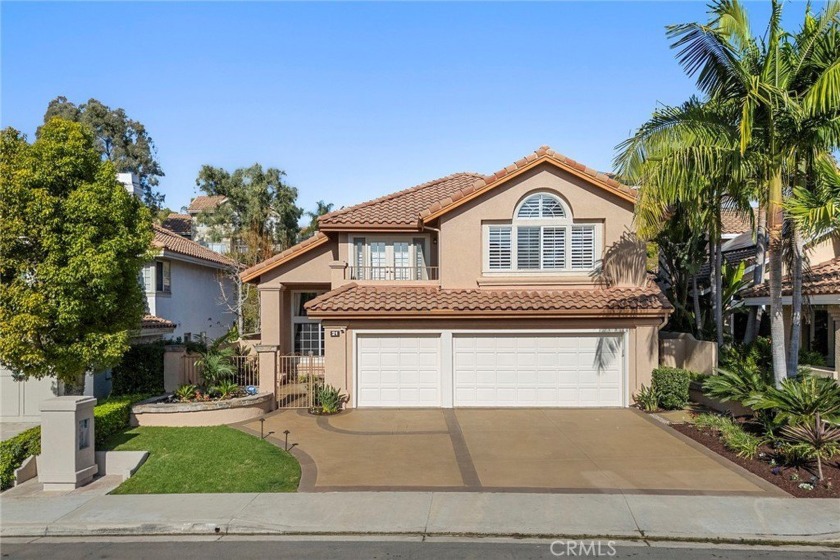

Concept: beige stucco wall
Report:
left=808, top=237, right=840, bottom=267
left=321, top=317, right=663, bottom=407
left=259, top=241, right=337, bottom=287
left=437, top=163, right=637, bottom=289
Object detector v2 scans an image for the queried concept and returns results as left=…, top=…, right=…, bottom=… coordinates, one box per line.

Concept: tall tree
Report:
left=195, top=163, right=303, bottom=265
left=301, top=200, right=334, bottom=239
left=41, top=97, right=165, bottom=209
left=0, top=118, right=153, bottom=385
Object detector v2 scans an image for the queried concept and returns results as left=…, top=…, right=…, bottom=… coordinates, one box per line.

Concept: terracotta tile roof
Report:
left=317, top=146, right=636, bottom=231
left=721, top=208, right=761, bottom=235
left=187, top=195, right=227, bottom=214
left=240, top=231, right=330, bottom=282
left=305, top=282, right=672, bottom=318
left=161, top=213, right=192, bottom=236
left=140, top=315, right=175, bottom=330
left=741, top=256, right=840, bottom=298
left=318, top=173, right=484, bottom=229
left=153, top=225, right=236, bottom=268
left=418, top=146, right=636, bottom=221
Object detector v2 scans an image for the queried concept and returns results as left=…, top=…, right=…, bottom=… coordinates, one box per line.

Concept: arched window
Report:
left=485, top=192, right=597, bottom=272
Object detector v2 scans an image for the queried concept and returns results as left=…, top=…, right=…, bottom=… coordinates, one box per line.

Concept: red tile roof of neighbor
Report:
left=140, top=315, right=175, bottom=330
left=152, top=225, right=237, bottom=268
left=741, top=256, right=840, bottom=298
left=305, top=282, right=672, bottom=318
left=187, top=195, right=227, bottom=214
left=161, top=213, right=192, bottom=236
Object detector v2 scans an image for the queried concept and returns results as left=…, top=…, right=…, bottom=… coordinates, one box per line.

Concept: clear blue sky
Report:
left=1, top=1, right=802, bottom=216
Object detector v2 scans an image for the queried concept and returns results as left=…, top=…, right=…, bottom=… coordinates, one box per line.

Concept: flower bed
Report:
left=672, top=418, right=839, bottom=498
left=130, top=392, right=273, bottom=427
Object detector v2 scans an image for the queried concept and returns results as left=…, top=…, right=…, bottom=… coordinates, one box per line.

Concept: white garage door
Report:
left=453, top=334, right=623, bottom=407
left=357, top=335, right=441, bottom=407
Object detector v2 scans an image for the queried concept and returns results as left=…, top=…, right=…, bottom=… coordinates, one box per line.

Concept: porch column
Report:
left=163, top=344, right=187, bottom=393
left=329, top=260, right=348, bottom=289
left=255, top=344, right=277, bottom=410
left=258, top=286, right=283, bottom=347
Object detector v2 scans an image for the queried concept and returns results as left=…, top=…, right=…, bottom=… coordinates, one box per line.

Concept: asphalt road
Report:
left=0, top=539, right=836, bottom=560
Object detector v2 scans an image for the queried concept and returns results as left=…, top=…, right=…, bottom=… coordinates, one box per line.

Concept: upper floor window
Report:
left=155, top=260, right=171, bottom=293
left=351, top=237, right=432, bottom=280
left=484, top=192, right=599, bottom=273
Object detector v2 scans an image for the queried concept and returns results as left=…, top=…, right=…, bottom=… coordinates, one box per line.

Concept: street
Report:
left=1, top=538, right=836, bottom=560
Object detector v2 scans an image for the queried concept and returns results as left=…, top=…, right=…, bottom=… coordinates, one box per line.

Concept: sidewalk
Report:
left=2, top=489, right=839, bottom=544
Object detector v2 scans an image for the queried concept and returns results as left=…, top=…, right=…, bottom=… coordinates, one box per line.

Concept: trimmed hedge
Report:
left=651, top=366, right=692, bottom=410
left=0, top=394, right=148, bottom=490
left=111, top=342, right=165, bottom=396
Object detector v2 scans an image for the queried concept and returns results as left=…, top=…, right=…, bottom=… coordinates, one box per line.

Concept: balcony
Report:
left=346, top=266, right=439, bottom=282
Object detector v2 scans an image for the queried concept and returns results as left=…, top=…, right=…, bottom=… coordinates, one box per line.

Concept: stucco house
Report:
left=242, top=146, right=672, bottom=408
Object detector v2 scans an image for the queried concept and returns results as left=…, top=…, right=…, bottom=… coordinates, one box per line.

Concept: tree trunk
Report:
left=787, top=227, right=804, bottom=376
left=768, top=171, right=787, bottom=387
left=693, top=275, right=703, bottom=337
left=714, top=234, right=724, bottom=348
left=744, top=221, right=767, bottom=345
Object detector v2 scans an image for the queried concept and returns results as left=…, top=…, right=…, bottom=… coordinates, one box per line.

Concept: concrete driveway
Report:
left=238, top=408, right=783, bottom=496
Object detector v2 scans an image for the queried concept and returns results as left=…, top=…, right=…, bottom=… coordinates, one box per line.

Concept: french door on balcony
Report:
left=351, top=237, right=430, bottom=280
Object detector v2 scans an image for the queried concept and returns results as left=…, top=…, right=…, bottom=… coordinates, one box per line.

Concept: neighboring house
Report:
left=242, top=146, right=672, bottom=408
left=142, top=224, right=239, bottom=342
left=741, top=241, right=840, bottom=376
left=187, top=195, right=232, bottom=254
left=160, top=213, right=192, bottom=238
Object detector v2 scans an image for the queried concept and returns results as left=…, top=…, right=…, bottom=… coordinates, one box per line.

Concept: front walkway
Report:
left=237, top=408, right=783, bottom=495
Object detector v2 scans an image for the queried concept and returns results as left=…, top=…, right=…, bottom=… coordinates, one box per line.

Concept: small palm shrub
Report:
left=633, top=384, right=659, bottom=411
left=651, top=367, right=691, bottom=410
left=314, top=384, right=346, bottom=414
left=175, top=384, right=198, bottom=402
left=703, top=367, right=769, bottom=404
left=211, top=380, right=240, bottom=399
left=197, top=350, right=236, bottom=387
left=780, top=413, right=840, bottom=481
left=747, top=373, right=840, bottom=427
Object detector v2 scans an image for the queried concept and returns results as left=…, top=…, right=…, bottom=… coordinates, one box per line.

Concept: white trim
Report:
left=351, top=328, right=629, bottom=409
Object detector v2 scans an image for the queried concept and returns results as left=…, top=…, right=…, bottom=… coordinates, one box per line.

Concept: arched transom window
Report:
left=485, top=192, right=598, bottom=272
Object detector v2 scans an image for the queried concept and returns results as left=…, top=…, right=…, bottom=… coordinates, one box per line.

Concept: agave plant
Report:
left=633, top=384, right=659, bottom=412
left=315, top=384, right=346, bottom=414
left=747, top=374, right=840, bottom=427
left=781, top=413, right=840, bottom=481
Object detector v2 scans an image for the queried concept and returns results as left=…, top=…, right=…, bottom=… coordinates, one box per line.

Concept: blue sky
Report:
left=1, top=1, right=798, bottom=216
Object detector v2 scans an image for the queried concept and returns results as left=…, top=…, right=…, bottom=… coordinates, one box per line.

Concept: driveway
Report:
left=238, top=409, right=783, bottom=496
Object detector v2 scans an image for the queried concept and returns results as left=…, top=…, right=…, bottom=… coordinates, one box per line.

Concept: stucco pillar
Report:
left=322, top=322, right=348, bottom=398
left=329, top=260, right=348, bottom=289
left=830, top=307, right=840, bottom=372
left=255, top=344, right=277, bottom=410
left=163, top=344, right=186, bottom=392
left=258, top=287, right=282, bottom=347
left=38, top=396, right=98, bottom=491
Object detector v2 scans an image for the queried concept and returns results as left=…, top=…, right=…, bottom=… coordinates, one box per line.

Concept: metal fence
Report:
left=181, top=354, right=260, bottom=388
left=347, top=266, right=439, bottom=281
left=276, top=353, right=325, bottom=409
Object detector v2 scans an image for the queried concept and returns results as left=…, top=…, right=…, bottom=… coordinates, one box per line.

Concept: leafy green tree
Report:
left=41, top=96, right=165, bottom=209
left=194, top=163, right=303, bottom=264
left=0, top=118, right=153, bottom=386
left=301, top=200, right=334, bottom=239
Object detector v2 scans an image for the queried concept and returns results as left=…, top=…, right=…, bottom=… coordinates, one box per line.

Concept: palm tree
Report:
left=622, top=0, right=840, bottom=384
left=300, top=200, right=334, bottom=240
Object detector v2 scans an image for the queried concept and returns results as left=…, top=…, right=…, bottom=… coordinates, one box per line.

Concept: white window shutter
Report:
left=517, top=226, right=540, bottom=269
left=542, top=227, right=566, bottom=269
left=571, top=226, right=595, bottom=269
left=488, top=226, right=512, bottom=270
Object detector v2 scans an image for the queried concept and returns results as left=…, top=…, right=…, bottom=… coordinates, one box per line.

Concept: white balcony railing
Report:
left=347, top=266, right=439, bottom=281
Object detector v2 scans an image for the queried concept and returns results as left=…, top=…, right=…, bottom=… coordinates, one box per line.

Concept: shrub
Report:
left=780, top=413, right=840, bottom=481
left=111, top=341, right=165, bottom=396
left=211, top=380, right=239, bottom=399
left=0, top=426, right=41, bottom=490
left=651, top=367, right=691, bottom=410
left=747, top=373, right=840, bottom=426
left=0, top=394, right=146, bottom=490
left=703, top=367, right=769, bottom=404
left=175, top=384, right=198, bottom=402
left=799, top=349, right=827, bottom=368
left=314, top=384, right=346, bottom=414
left=693, top=413, right=764, bottom=459
left=633, top=384, right=659, bottom=411
left=720, top=337, right=773, bottom=380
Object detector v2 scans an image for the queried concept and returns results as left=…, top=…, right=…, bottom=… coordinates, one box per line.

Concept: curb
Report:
left=3, top=524, right=839, bottom=547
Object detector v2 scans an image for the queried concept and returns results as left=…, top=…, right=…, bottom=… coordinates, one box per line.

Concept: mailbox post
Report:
left=38, top=396, right=98, bottom=491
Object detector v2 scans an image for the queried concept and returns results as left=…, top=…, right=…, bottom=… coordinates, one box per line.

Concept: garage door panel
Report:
left=357, top=335, right=441, bottom=407
left=454, top=334, right=624, bottom=408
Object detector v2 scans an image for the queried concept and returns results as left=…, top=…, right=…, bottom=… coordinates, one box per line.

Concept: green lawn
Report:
left=103, top=426, right=300, bottom=494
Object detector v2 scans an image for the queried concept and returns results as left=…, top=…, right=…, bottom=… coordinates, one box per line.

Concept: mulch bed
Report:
left=671, top=422, right=840, bottom=498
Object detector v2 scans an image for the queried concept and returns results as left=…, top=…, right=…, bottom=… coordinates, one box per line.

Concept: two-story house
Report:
left=242, top=147, right=672, bottom=409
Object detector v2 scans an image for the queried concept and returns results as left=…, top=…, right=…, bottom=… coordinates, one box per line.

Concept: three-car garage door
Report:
left=356, top=332, right=624, bottom=408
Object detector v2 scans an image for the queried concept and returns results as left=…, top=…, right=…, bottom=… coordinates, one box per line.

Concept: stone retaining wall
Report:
left=130, top=393, right=273, bottom=427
